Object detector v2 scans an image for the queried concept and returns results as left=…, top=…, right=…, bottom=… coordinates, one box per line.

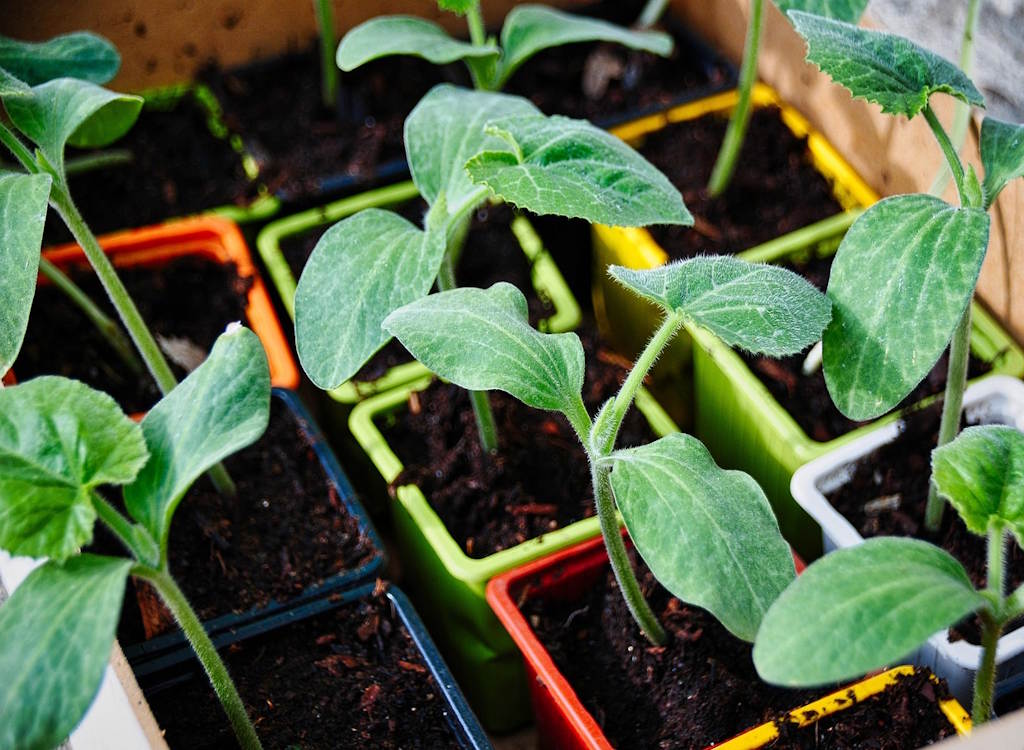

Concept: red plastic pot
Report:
left=486, top=533, right=804, bottom=750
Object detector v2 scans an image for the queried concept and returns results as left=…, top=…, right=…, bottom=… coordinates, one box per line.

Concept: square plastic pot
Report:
left=348, top=376, right=677, bottom=731
left=485, top=534, right=969, bottom=750
left=791, top=375, right=1024, bottom=705
left=590, top=84, right=879, bottom=429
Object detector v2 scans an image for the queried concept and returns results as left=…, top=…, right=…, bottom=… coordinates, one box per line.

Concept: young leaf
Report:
left=609, top=257, right=831, bottom=356
left=0, top=32, right=120, bottom=86
left=336, top=17, right=499, bottom=72
left=295, top=209, right=446, bottom=390
left=772, top=0, right=869, bottom=23
left=466, top=114, right=690, bottom=227
left=494, top=5, right=673, bottom=88
left=0, top=171, right=52, bottom=373
left=404, top=84, right=539, bottom=218
left=3, top=78, right=142, bottom=174
left=822, top=195, right=989, bottom=420
left=980, top=117, right=1024, bottom=208
left=0, top=555, right=132, bottom=750
left=0, top=377, right=148, bottom=561
left=608, top=433, right=796, bottom=641
left=788, top=12, right=984, bottom=117
left=753, top=538, right=988, bottom=686
left=438, top=0, right=477, bottom=12
left=384, top=283, right=586, bottom=415
left=933, top=425, right=1024, bottom=544
left=123, top=327, right=270, bottom=551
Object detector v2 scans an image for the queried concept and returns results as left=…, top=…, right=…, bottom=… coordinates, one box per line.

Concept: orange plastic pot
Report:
left=33, top=216, right=299, bottom=405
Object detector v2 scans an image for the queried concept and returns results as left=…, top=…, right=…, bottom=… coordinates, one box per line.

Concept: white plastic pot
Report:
left=790, top=375, right=1024, bottom=706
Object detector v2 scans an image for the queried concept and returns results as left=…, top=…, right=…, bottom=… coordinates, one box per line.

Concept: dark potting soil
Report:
left=144, top=585, right=461, bottom=749
left=504, top=0, right=730, bottom=124
left=739, top=253, right=991, bottom=442
left=644, top=108, right=843, bottom=258
left=43, top=94, right=255, bottom=245
left=827, top=403, right=1024, bottom=644
left=771, top=669, right=956, bottom=749
left=13, top=256, right=251, bottom=414
left=529, top=212, right=595, bottom=315
left=200, top=47, right=463, bottom=200
left=380, top=322, right=654, bottom=558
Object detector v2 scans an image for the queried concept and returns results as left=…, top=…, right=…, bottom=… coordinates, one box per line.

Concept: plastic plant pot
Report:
left=131, top=582, right=492, bottom=750
left=120, top=387, right=385, bottom=665
left=348, top=376, right=677, bottom=731
left=485, top=536, right=968, bottom=750
left=790, top=375, right=1024, bottom=706
left=256, top=180, right=582, bottom=406
left=590, top=84, right=879, bottom=429
left=32, top=216, right=300, bottom=405
left=690, top=244, right=1024, bottom=556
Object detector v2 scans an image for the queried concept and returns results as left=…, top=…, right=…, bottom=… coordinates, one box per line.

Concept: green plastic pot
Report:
left=256, top=179, right=582, bottom=405
left=692, top=235, right=1024, bottom=558
left=348, top=375, right=677, bottom=731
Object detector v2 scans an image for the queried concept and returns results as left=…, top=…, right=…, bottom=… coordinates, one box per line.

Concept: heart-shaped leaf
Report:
left=980, top=117, right=1024, bottom=208
left=0, top=377, right=148, bottom=561
left=753, top=538, right=988, bottom=686
left=609, top=256, right=831, bottom=356
left=789, top=11, right=984, bottom=117
left=123, top=326, right=270, bottom=553
left=385, top=283, right=586, bottom=415
left=295, top=209, right=447, bottom=390
left=822, top=194, right=989, bottom=420
left=466, top=113, right=690, bottom=227
left=609, top=433, right=795, bottom=641
left=337, top=17, right=499, bottom=72
left=772, top=0, right=869, bottom=23
left=0, top=32, right=120, bottom=86
left=0, top=172, right=52, bottom=373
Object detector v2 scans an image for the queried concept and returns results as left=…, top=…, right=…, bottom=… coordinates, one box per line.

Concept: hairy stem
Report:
left=64, top=148, right=134, bottom=177
left=987, top=523, right=1006, bottom=597
left=466, top=1, right=487, bottom=47
left=313, top=0, right=338, bottom=108
left=91, top=491, right=141, bottom=557
left=972, top=609, right=999, bottom=724
left=0, top=121, right=38, bottom=174
left=923, top=105, right=969, bottom=206
left=143, top=569, right=263, bottom=749
left=636, top=0, right=670, bottom=28
left=707, top=0, right=763, bottom=197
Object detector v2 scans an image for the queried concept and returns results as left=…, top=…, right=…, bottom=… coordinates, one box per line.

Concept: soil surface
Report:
left=144, top=585, right=461, bottom=749
left=644, top=108, right=843, bottom=258
left=381, top=321, right=654, bottom=558
left=739, top=253, right=990, bottom=442
left=43, top=94, right=255, bottom=245
left=827, top=403, right=1024, bottom=644
left=14, top=256, right=251, bottom=414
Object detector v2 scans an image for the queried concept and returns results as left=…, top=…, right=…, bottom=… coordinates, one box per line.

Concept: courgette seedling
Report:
left=295, top=83, right=688, bottom=454
left=755, top=424, right=1024, bottom=723
left=0, top=326, right=269, bottom=750
left=336, top=1, right=673, bottom=93
left=383, top=255, right=831, bottom=645
left=789, top=12, right=1024, bottom=530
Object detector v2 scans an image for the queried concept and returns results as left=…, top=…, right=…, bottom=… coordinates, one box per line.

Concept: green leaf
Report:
left=608, top=433, right=795, bottom=641
left=823, top=194, right=989, bottom=420
left=772, top=0, right=869, bottom=23
left=3, top=78, right=142, bottom=175
left=0, top=555, right=132, bottom=750
left=123, top=327, right=269, bottom=551
left=466, top=113, right=690, bottom=227
left=494, top=5, right=673, bottom=88
left=753, top=538, right=988, bottom=686
left=336, top=17, right=499, bottom=72
left=0, top=32, right=120, bottom=86
left=933, top=425, right=1024, bottom=544
left=0, top=67, right=31, bottom=97
left=384, top=283, right=586, bottom=414
left=609, top=257, right=831, bottom=356
left=295, top=209, right=446, bottom=390
left=0, top=172, right=52, bottom=373
left=438, top=0, right=476, bottom=13
left=0, top=378, right=147, bottom=561
left=980, top=117, right=1024, bottom=208
left=405, top=84, right=539, bottom=218
left=789, top=11, right=984, bottom=117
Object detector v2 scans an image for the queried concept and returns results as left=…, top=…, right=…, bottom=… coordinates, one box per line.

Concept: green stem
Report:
left=707, top=0, right=763, bottom=197
left=987, top=523, right=1006, bottom=597
left=91, top=491, right=140, bottom=556
left=142, top=568, right=263, bottom=749
left=923, top=104, right=969, bottom=206
left=924, top=303, right=972, bottom=531
left=64, top=148, right=133, bottom=177
left=466, top=2, right=486, bottom=47
left=313, top=0, right=338, bottom=108
left=0, top=121, right=38, bottom=174
left=39, top=257, right=143, bottom=375
left=972, top=610, right=999, bottom=724
left=636, top=0, right=670, bottom=28
left=591, top=460, right=666, bottom=645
